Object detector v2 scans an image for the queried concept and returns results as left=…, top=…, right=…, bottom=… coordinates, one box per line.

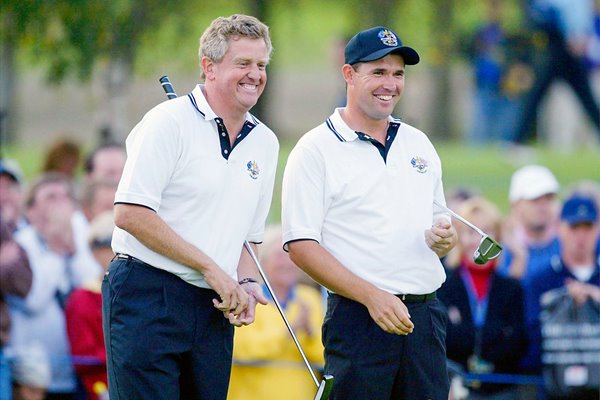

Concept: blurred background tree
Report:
left=1, top=0, right=526, bottom=145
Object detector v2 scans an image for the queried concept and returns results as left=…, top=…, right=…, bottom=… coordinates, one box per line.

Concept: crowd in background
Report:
left=1, top=137, right=599, bottom=400
left=465, top=0, right=600, bottom=148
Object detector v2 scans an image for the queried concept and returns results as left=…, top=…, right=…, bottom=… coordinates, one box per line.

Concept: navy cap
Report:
left=560, top=195, right=598, bottom=225
left=345, top=26, right=420, bottom=66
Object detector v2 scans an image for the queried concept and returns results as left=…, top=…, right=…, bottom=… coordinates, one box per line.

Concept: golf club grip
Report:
left=159, top=75, right=177, bottom=99
left=243, top=241, right=321, bottom=388
left=433, top=200, right=485, bottom=236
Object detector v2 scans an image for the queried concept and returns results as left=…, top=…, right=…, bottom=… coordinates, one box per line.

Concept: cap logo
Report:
left=246, top=160, right=260, bottom=180
left=577, top=205, right=589, bottom=217
left=378, top=29, right=398, bottom=47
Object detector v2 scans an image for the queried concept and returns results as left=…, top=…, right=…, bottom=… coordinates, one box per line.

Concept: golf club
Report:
left=159, top=75, right=177, bottom=99
left=243, top=241, right=334, bottom=400
left=433, top=200, right=503, bottom=264
left=159, top=75, right=334, bottom=400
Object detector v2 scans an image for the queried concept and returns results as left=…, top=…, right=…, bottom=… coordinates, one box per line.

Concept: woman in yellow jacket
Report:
left=228, top=226, right=325, bottom=400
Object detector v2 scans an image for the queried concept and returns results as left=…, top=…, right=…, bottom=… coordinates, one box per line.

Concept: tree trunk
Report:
left=94, top=56, right=132, bottom=144
left=0, top=12, right=16, bottom=146
left=429, top=0, right=455, bottom=139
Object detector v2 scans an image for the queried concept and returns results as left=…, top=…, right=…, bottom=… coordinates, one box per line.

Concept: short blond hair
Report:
left=458, top=197, right=503, bottom=239
left=445, top=197, right=503, bottom=268
left=198, top=14, right=272, bottom=80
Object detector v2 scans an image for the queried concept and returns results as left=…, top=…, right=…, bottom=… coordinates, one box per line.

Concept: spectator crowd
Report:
left=1, top=135, right=598, bottom=400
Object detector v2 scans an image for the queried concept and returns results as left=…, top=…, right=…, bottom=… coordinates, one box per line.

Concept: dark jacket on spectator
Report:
left=0, top=221, right=32, bottom=347
left=439, top=265, right=529, bottom=393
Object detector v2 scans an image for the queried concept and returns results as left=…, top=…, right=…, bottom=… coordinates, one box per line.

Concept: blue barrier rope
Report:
left=463, top=372, right=545, bottom=386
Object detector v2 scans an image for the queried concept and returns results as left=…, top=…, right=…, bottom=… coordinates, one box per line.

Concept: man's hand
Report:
left=226, top=281, right=268, bottom=327
left=43, top=202, right=75, bottom=255
left=566, top=278, right=600, bottom=305
left=425, top=219, right=457, bottom=257
left=292, top=300, right=313, bottom=336
left=205, top=265, right=249, bottom=319
left=364, top=288, right=414, bottom=335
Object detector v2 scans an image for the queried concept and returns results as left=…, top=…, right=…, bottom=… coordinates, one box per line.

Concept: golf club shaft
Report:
left=433, top=200, right=486, bottom=237
left=244, top=241, right=321, bottom=388
left=158, top=75, right=322, bottom=389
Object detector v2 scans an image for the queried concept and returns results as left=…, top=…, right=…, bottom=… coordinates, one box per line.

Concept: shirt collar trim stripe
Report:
left=187, top=93, right=205, bottom=118
left=326, top=118, right=346, bottom=142
left=189, top=84, right=260, bottom=126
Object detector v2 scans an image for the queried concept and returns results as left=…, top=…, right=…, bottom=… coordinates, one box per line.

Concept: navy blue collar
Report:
left=187, top=85, right=259, bottom=160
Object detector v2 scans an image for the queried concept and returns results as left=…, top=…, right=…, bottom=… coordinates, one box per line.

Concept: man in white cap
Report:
left=499, top=165, right=561, bottom=287
left=498, top=164, right=561, bottom=374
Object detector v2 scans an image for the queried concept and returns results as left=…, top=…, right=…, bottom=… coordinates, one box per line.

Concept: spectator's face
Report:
left=27, top=182, right=74, bottom=229
left=0, top=174, right=22, bottom=225
left=515, top=193, right=558, bottom=233
left=89, top=185, right=117, bottom=220
left=264, top=245, right=299, bottom=290
left=12, top=384, right=46, bottom=400
left=346, top=54, right=405, bottom=121
left=559, top=221, right=599, bottom=260
left=90, top=148, right=126, bottom=183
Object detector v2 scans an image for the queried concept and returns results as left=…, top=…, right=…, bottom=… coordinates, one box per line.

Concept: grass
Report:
left=3, top=140, right=599, bottom=220
left=267, top=139, right=600, bottom=222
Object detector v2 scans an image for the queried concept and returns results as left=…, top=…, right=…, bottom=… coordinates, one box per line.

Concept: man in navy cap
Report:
left=524, top=195, right=600, bottom=385
left=282, top=26, right=457, bottom=399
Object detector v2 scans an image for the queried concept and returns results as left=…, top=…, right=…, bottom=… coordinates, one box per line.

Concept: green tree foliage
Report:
left=2, top=0, right=198, bottom=82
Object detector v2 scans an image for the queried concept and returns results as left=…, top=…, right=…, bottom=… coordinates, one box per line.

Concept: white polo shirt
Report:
left=282, top=108, right=449, bottom=295
left=112, top=85, right=279, bottom=288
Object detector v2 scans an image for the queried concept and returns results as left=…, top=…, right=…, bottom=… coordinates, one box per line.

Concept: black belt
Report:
left=396, top=292, right=436, bottom=303
left=114, top=253, right=149, bottom=265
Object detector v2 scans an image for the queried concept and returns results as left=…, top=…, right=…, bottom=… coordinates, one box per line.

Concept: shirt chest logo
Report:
left=246, top=160, right=260, bottom=180
left=410, top=156, right=428, bottom=173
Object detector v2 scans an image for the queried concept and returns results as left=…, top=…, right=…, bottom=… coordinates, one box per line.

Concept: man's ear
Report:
left=201, top=56, right=215, bottom=80
left=341, top=64, right=354, bottom=85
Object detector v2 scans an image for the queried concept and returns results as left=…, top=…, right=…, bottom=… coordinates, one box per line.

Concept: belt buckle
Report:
left=401, top=294, right=406, bottom=301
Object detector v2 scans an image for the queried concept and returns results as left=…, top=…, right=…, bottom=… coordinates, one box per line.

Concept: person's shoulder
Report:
left=493, top=272, right=524, bottom=294
left=13, top=224, right=36, bottom=246
left=247, top=114, right=279, bottom=147
left=438, top=269, right=463, bottom=295
left=397, top=119, right=433, bottom=142
left=152, top=94, right=196, bottom=119
left=295, top=120, right=340, bottom=149
left=529, top=256, right=563, bottom=290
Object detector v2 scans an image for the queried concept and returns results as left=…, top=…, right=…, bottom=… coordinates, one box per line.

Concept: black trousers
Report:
left=322, top=293, right=449, bottom=400
left=102, top=257, right=234, bottom=400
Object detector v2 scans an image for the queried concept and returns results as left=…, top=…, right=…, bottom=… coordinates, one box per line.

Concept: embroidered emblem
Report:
left=411, top=156, right=428, bottom=173
left=246, top=160, right=260, bottom=180
left=378, top=29, right=398, bottom=47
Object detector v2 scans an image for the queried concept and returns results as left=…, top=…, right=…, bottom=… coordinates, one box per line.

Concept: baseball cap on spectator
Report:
left=0, top=159, right=23, bottom=184
left=509, top=165, right=559, bottom=203
left=560, top=195, right=598, bottom=225
left=345, top=26, right=420, bottom=66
